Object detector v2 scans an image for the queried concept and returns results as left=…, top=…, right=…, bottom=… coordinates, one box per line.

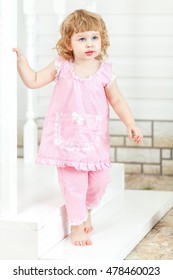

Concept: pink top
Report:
left=36, top=57, right=113, bottom=171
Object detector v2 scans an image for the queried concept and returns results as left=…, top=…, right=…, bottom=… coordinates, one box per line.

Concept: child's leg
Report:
left=57, top=166, right=92, bottom=246
left=84, top=169, right=110, bottom=232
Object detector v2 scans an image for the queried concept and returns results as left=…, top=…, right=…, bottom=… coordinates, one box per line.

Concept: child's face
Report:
left=70, top=31, right=101, bottom=62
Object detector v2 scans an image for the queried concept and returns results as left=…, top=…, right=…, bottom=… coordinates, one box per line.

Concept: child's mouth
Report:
left=85, top=51, right=94, bottom=56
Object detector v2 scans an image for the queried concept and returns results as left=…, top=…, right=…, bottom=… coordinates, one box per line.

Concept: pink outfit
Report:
left=36, top=57, right=114, bottom=225
left=57, top=167, right=110, bottom=225
left=36, top=57, right=113, bottom=171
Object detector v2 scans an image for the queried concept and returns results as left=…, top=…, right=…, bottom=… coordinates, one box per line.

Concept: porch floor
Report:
left=125, top=174, right=173, bottom=260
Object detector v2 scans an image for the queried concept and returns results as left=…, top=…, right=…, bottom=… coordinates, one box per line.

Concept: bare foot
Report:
left=83, top=210, right=93, bottom=234
left=71, top=224, right=92, bottom=246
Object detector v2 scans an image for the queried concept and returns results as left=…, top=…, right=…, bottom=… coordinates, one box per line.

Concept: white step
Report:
left=40, top=190, right=173, bottom=260
left=0, top=161, right=124, bottom=260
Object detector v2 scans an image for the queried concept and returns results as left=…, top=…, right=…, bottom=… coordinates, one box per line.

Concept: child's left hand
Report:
left=127, top=123, right=143, bottom=144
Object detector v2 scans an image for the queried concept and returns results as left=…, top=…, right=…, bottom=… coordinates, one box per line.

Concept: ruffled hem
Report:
left=36, top=157, right=111, bottom=171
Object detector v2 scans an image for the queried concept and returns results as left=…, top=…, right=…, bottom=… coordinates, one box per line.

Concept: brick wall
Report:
left=110, top=119, right=173, bottom=175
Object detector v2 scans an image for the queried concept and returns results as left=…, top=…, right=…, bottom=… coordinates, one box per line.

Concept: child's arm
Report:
left=13, top=48, right=56, bottom=89
left=105, top=80, right=143, bottom=143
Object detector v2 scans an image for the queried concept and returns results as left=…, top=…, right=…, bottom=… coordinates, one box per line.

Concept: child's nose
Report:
left=86, top=40, right=93, bottom=47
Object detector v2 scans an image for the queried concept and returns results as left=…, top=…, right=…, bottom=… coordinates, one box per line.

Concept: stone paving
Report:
left=125, top=174, right=173, bottom=260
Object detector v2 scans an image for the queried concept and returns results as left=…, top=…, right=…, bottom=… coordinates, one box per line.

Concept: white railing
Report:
left=0, top=0, right=17, bottom=217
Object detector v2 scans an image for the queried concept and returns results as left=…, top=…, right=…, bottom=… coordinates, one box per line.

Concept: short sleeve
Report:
left=107, top=72, right=116, bottom=88
left=101, top=61, right=116, bottom=88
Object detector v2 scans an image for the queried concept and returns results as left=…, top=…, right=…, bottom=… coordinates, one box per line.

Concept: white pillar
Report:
left=0, top=0, right=17, bottom=217
left=23, top=0, right=38, bottom=163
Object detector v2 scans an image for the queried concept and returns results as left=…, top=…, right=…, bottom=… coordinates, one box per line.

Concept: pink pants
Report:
left=57, top=167, right=110, bottom=225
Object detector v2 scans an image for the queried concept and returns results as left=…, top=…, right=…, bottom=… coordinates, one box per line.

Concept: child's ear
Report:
left=67, top=45, right=73, bottom=51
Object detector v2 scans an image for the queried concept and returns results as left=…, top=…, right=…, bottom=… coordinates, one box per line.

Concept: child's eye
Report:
left=78, top=37, right=86, bottom=42
left=92, top=36, right=99, bottom=40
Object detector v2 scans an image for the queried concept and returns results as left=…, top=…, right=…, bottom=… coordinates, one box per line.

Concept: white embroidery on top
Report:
left=54, top=112, right=102, bottom=152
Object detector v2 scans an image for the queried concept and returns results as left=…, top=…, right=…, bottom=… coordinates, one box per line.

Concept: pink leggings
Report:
left=57, top=167, right=110, bottom=225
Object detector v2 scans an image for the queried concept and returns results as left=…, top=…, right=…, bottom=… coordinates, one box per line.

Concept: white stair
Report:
left=0, top=160, right=124, bottom=260
left=0, top=160, right=173, bottom=260
left=40, top=190, right=173, bottom=260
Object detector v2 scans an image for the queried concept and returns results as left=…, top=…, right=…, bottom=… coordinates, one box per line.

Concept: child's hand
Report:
left=127, top=123, right=143, bottom=144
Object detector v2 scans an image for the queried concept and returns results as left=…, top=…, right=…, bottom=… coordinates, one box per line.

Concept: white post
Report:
left=23, top=0, right=38, bottom=163
left=0, top=0, right=17, bottom=217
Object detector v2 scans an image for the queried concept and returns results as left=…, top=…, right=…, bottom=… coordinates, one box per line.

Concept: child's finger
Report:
left=12, top=47, right=22, bottom=56
left=131, top=128, right=140, bottom=141
left=135, top=133, right=143, bottom=143
left=12, top=47, right=18, bottom=52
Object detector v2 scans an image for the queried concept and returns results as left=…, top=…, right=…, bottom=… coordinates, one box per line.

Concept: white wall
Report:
left=17, top=0, right=173, bottom=124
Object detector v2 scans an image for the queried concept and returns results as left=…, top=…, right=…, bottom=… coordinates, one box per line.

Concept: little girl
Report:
left=13, top=9, right=143, bottom=246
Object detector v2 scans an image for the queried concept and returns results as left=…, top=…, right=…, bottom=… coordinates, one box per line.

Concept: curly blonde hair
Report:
left=55, top=9, right=110, bottom=61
